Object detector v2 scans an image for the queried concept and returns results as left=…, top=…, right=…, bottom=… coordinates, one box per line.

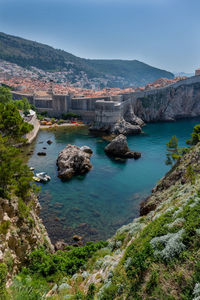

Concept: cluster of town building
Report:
left=0, top=63, right=187, bottom=99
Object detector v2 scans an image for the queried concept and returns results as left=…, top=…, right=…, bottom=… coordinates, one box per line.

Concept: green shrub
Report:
left=185, top=165, right=195, bottom=185
left=10, top=273, right=48, bottom=300
left=86, top=283, right=96, bottom=300
left=18, top=198, right=30, bottom=219
left=186, top=124, right=200, bottom=145
left=0, top=220, right=11, bottom=235
left=27, top=241, right=108, bottom=279
left=145, top=270, right=160, bottom=294
left=0, top=263, right=8, bottom=299
left=62, top=112, right=79, bottom=120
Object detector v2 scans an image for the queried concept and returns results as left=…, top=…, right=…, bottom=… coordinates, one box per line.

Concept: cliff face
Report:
left=51, top=142, right=200, bottom=299
left=0, top=192, right=53, bottom=284
left=131, top=77, right=200, bottom=122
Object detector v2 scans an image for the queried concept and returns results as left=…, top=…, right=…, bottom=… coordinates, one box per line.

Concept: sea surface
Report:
left=28, top=118, right=200, bottom=244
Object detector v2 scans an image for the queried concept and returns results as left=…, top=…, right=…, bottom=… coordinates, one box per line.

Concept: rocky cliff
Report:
left=131, top=76, right=200, bottom=122
left=48, top=141, right=200, bottom=299
left=0, top=191, right=53, bottom=284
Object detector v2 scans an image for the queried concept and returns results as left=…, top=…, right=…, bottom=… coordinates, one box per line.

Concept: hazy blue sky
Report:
left=0, top=0, right=199, bottom=73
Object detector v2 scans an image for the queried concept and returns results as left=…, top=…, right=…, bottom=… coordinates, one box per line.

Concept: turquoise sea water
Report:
left=28, top=118, right=200, bottom=244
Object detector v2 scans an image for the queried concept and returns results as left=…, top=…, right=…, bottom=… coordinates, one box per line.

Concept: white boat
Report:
left=36, top=172, right=51, bottom=182
left=30, top=167, right=35, bottom=171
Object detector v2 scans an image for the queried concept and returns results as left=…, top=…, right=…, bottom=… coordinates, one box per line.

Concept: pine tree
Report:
left=165, top=135, right=181, bottom=165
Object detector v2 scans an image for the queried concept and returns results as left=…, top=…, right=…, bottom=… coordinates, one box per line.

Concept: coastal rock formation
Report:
left=110, top=118, right=142, bottom=136
left=131, top=77, right=200, bottom=122
left=0, top=192, right=53, bottom=282
left=105, top=134, right=141, bottom=159
left=57, top=145, right=93, bottom=180
left=124, top=103, right=144, bottom=127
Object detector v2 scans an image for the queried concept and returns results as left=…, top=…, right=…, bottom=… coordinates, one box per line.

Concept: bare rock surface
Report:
left=57, top=145, right=93, bottom=180
left=124, top=103, right=145, bottom=127
left=110, top=118, right=142, bottom=136
left=104, top=134, right=141, bottom=159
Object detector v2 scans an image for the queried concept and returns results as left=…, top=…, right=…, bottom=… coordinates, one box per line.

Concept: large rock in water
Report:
left=57, top=145, right=93, bottom=180
left=110, top=118, right=142, bottom=136
left=104, top=134, right=141, bottom=159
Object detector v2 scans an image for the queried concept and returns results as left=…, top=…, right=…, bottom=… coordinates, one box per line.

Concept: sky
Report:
left=0, top=0, right=199, bottom=73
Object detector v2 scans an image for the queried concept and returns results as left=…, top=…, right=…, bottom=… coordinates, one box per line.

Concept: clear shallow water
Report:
left=28, top=118, right=200, bottom=244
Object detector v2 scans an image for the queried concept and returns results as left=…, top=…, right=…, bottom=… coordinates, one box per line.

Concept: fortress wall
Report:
left=70, top=96, right=110, bottom=111
left=70, top=110, right=95, bottom=122
left=12, top=92, right=34, bottom=105
left=52, top=94, right=69, bottom=116
left=95, top=101, right=123, bottom=125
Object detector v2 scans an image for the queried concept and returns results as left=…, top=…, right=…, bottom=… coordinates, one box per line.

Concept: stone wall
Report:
left=25, top=113, right=40, bottom=144
left=94, top=100, right=123, bottom=125
left=11, top=75, right=200, bottom=126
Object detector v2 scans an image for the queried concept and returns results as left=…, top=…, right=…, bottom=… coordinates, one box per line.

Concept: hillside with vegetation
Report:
left=0, top=32, right=174, bottom=88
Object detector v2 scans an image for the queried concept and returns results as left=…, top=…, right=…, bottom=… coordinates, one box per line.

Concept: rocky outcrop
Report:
left=131, top=77, right=200, bottom=122
left=124, top=103, right=144, bottom=127
left=57, top=145, right=93, bottom=180
left=0, top=192, right=53, bottom=282
left=110, top=118, right=142, bottom=136
left=104, top=134, right=141, bottom=159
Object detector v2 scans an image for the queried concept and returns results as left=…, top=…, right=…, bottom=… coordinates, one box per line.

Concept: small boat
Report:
left=33, top=176, right=40, bottom=182
left=36, top=172, right=51, bottom=182
left=30, top=167, right=35, bottom=171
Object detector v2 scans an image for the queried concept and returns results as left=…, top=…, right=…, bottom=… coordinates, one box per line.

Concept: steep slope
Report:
left=46, top=141, right=200, bottom=299
left=0, top=32, right=174, bottom=87
left=87, top=59, right=174, bottom=87
left=0, top=192, right=53, bottom=284
left=131, top=76, right=200, bottom=122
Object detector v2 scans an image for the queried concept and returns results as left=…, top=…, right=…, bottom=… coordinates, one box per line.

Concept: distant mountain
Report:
left=0, top=32, right=174, bottom=88
left=174, top=72, right=194, bottom=78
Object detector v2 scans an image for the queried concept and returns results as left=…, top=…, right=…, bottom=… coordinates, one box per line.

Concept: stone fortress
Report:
left=12, top=71, right=200, bottom=132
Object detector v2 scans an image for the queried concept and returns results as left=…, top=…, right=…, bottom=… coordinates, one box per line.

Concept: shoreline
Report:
left=40, top=123, right=86, bottom=129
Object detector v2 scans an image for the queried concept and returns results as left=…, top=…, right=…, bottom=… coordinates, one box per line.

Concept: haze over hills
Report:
left=0, top=32, right=174, bottom=89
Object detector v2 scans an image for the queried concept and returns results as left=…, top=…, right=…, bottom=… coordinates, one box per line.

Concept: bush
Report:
left=27, top=241, right=108, bottom=279
left=18, top=198, right=30, bottom=219
left=0, top=263, right=8, bottom=299
left=186, top=124, right=200, bottom=145
left=185, top=165, right=196, bottom=184
left=10, top=273, right=49, bottom=300
left=0, top=220, right=10, bottom=235
left=62, top=112, right=80, bottom=120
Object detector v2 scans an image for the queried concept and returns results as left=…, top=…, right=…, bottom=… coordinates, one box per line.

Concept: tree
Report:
left=0, top=135, right=20, bottom=198
left=0, top=86, right=12, bottom=104
left=186, top=124, right=200, bottom=145
left=0, top=88, right=33, bottom=199
left=0, top=102, right=33, bottom=144
left=12, top=97, right=31, bottom=116
left=165, top=135, right=181, bottom=165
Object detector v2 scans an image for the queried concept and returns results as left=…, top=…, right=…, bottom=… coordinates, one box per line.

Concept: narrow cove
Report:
left=28, top=118, right=200, bottom=244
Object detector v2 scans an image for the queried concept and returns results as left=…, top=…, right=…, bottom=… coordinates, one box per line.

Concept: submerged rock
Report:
left=57, top=144, right=93, bottom=180
left=104, top=134, right=141, bottom=159
left=37, top=152, right=46, bottom=156
left=55, top=240, right=67, bottom=251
